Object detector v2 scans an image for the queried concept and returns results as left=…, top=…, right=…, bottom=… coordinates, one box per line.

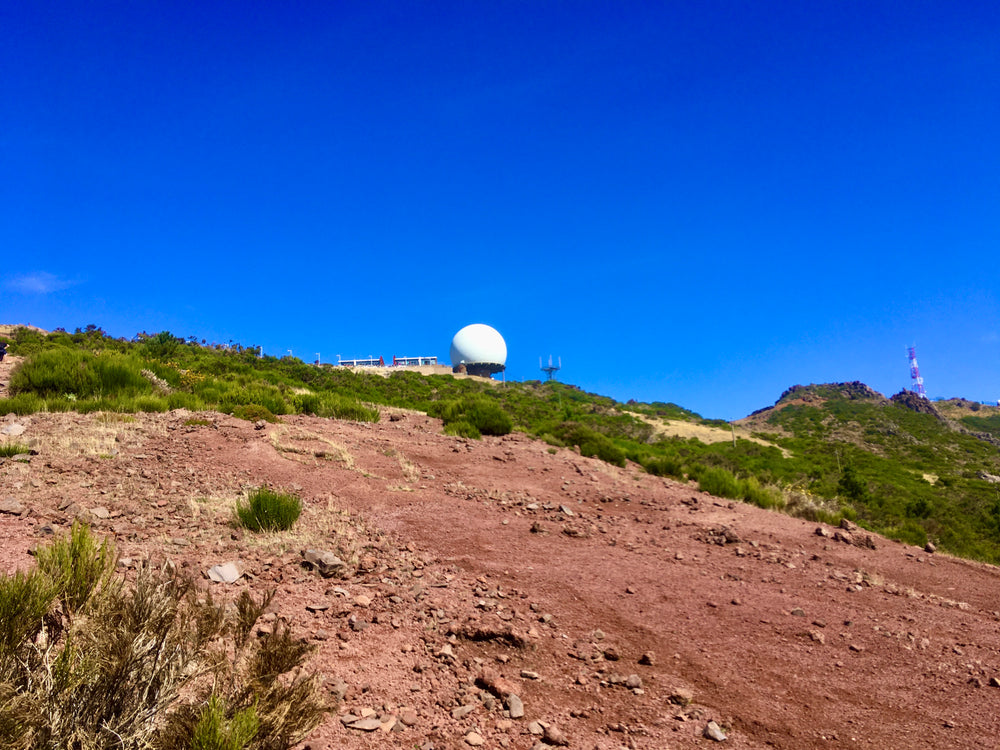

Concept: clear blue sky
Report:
left=3, top=2, right=998, bottom=419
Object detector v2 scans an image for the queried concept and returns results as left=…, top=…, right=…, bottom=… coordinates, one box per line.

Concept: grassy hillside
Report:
left=3, top=326, right=1000, bottom=564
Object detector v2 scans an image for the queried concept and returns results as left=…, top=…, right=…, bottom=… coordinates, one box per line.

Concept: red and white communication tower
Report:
left=907, top=346, right=928, bottom=399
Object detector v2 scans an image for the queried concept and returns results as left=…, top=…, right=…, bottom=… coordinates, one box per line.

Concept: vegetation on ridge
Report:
left=3, top=326, right=1000, bottom=564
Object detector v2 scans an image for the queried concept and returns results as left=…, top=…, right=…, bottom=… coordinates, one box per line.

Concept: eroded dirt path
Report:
left=2, top=409, right=1000, bottom=749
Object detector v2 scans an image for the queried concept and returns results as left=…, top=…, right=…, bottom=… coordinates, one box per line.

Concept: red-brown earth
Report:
left=2, top=357, right=1000, bottom=749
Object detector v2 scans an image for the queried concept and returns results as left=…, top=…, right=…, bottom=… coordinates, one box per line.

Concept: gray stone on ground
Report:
left=302, top=549, right=345, bottom=578
left=1, top=423, right=26, bottom=436
left=704, top=720, right=727, bottom=741
left=0, top=497, right=26, bottom=515
left=506, top=693, right=524, bottom=718
left=207, top=562, right=244, bottom=583
left=348, top=717, right=382, bottom=731
left=452, top=704, right=476, bottom=720
left=543, top=724, right=569, bottom=746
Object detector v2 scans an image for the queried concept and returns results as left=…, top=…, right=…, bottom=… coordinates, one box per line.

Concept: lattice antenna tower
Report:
left=540, top=355, right=561, bottom=381
left=907, top=346, right=928, bottom=399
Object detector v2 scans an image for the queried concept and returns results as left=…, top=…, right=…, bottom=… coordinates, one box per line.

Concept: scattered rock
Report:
left=301, top=549, right=345, bottom=578
left=0, top=497, right=26, bottom=515
left=669, top=688, right=694, bottom=706
left=638, top=651, right=655, bottom=666
left=465, top=731, right=485, bottom=746
left=452, top=704, right=477, bottom=720
left=348, top=717, right=382, bottom=731
left=506, top=693, right=524, bottom=719
left=704, top=720, right=727, bottom=741
left=543, top=724, right=569, bottom=746
left=477, top=668, right=516, bottom=698
left=206, top=562, right=244, bottom=584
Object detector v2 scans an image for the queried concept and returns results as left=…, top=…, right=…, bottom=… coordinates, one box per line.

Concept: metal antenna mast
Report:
left=907, top=346, right=928, bottom=399
left=540, top=355, right=561, bottom=381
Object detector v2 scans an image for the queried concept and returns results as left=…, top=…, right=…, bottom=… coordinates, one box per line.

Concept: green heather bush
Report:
left=231, top=404, right=279, bottom=423
left=643, top=455, right=685, bottom=479
left=134, top=395, right=171, bottom=413
left=167, top=391, right=205, bottom=411
left=697, top=466, right=743, bottom=499
left=443, top=419, right=481, bottom=439
left=235, top=487, right=302, bottom=532
left=741, top=476, right=784, bottom=509
left=550, top=423, right=626, bottom=466
left=0, top=443, right=30, bottom=458
left=430, top=397, right=512, bottom=438
left=191, top=695, right=260, bottom=750
left=34, top=521, right=116, bottom=613
left=0, top=569, right=56, bottom=664
left=0, top=525, right=326, bottom=750
left=220, top=383, right=289, bottom=416
left=10, top=350, right=149, bottom=399
left=0, top=393, right=44, bottom=416
left=300, top=394, right=380, bottom=423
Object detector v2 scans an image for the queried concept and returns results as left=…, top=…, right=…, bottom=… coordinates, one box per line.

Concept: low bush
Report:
left=231, top=404, right=279, bottom=423
left=310, top=394, right=380, bottom=423
left=34, top=521, right=116, bottom=612
left=235, top=487, right=302, bottom=532
left=443, top=420, right=481, bottom=439
left=10, top=350, right=149, bottom=399
left=549, top=422, right=626, bottom=467
left=643, top=455, right=685, bottom=479
left=0, top=443, right=30, bottom=458
left=430, top=397, right=512, bottom=438
left=741, top=476, right=784, bottom=509
left=0, top=524, right=326, bottom=749
left=0, top=393, right=44, bottom=416
left=697, top=467, right=743, bottom=499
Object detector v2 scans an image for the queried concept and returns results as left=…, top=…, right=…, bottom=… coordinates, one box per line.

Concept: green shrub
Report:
left=0, top=569, right=57, bottom=663
left=184, top=417, right=214, bottom=427
left=10, top=350, right=149, bottom=399
left=0, top=393, right=44, bottom=415
left=0, top=443, right=30, bottom=458
left=698, top=467, right=743, bottom=499
left=191, top=695, right=259, bottom=750
left=430, top=397, right=512, bottom=437
left=643, top=455, right=685, bottom=479
left=444, top=420, right=481, bottom=439
left=231, top=404, right=278, bottom=423
left=134, top=395, right=171, bottom=413
left=235, top=487, right=302, bottom=532
left=324, top=396, right=380, bottom=423
left=741, top=476, right=784, bottom=509
left=167, top=391, right=205, bottom=411
left=293, top=393, right=323, bottom=415
left=34, top=521, right=117, bottom=613
left=0, top=526, right=326, bottom=750
left=549, top=423, right=626, bottom=466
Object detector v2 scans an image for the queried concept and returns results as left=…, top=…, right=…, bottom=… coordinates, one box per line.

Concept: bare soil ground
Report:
left=3, top=402, right=1000, bottom=749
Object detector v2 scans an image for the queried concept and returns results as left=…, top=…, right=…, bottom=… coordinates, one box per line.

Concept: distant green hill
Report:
left=3, top=326, right=1000, bottom=563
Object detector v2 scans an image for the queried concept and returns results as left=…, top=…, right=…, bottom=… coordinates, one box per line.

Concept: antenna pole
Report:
left=907, top=346, right=928, bottom=399
left=540, top=355, right=561, bottom=381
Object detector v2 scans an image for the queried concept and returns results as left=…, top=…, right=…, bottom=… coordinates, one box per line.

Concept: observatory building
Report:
left=450, top=324, right=507, bottom=378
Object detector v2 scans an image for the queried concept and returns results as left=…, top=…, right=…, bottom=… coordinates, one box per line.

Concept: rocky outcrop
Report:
left=890, top=390, right=944, bottom=419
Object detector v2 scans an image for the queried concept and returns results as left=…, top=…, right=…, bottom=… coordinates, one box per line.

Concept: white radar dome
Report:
left=450, top=324, right=507, bottom=377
